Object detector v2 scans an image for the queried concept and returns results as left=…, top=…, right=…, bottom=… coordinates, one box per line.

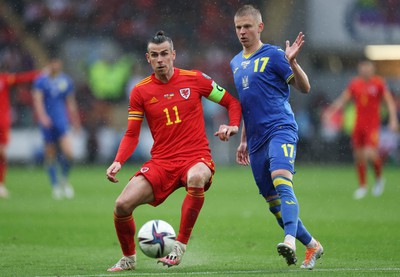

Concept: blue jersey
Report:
left=230, top=44, right=298, bottom=153
left=33, top=73, right=74, bottom=129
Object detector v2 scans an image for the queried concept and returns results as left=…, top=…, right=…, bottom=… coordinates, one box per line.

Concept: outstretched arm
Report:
left=9, top=70, right=41, bottom=85
left=286, top=32, right=311, bottom=94
left=383, top=89, right=399, bottom=132
left=324, top=89, right=351, bottom=120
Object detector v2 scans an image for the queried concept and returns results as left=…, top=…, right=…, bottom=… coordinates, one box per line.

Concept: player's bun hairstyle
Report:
left=147, top=30, right=174, bottom=51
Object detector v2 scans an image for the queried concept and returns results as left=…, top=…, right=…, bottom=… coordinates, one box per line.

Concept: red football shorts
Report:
left=0, top=125, right=10, bottom=145
left=133, top=156, right=215, bottom=206
left=352, top=127, right=379, bottom=148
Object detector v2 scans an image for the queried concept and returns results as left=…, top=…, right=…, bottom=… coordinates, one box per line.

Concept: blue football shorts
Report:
left=249, top=131, right=297, bottom=197
left=41, top=123, right=69, bottom=144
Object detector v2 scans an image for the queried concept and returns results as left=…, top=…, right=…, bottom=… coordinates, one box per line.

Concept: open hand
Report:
left=285, top=32, right=305, bottom=62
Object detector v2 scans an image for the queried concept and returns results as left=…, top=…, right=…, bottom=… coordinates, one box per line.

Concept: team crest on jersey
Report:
left=140, top=167, right=149, bottom=173
left=242, top=75, right=249, bottom=90
left=180, top=88, right=191, bottom=99
left=241, top=60, right=251, bottom=69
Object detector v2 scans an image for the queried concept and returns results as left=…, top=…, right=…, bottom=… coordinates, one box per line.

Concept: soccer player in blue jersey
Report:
left=32, top=57, right=81, bottom=199
left=231, top=5, right=323, bottom=269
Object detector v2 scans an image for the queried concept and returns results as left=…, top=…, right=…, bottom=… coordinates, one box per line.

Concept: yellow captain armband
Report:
left=207, top=81, right=226, bottom=103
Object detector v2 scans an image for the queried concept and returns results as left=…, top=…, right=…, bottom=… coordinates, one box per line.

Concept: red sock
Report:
left=356, top=162, right=366, bottom=187
left=372, top=157, right=382, bottom=179
left=114, top=213, right=136, bottom=256
left=0, top=153, right=6, bottom=183
left=176, top=187, right=205, bottom=244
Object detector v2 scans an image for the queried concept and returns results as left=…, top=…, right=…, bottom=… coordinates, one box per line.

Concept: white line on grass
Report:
left=34, top=267, right=400, bottom=277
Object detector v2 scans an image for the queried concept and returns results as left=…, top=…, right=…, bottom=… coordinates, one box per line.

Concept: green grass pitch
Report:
left=1, top=164, right=399, bottom=276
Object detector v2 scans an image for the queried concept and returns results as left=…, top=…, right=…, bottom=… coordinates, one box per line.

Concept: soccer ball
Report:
left=138, top=219, right=176, bottom=258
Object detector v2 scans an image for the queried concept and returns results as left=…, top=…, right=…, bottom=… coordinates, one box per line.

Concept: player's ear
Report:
left=258, top=22, right=264, bottom=33
left=145, top=53, right=150, bottom=63
left=172, top=50, right=176, bottom=61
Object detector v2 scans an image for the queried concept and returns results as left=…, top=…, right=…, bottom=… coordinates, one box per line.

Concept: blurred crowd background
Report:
left=1, top=0, right=400, bottom=165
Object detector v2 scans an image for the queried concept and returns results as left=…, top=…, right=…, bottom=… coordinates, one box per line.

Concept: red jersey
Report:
left=347, top=76, right=386, bottom=131
left=0, top=71, right=39, bottom=128
left=115, top=68, right=241, bottom=164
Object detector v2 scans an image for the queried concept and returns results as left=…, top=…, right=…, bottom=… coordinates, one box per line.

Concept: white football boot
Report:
left=372, top=178, right=385, bottom=197
left=0, top=185, right=9, bottom=198
left=300, top=241, right=324, bottom=269
left=158, top=241, right=186, bottom=267
left=277, top=242, right=297, bottom=266
left=353, top=187, right=367, bottom=200
left=107, top=254, right=136, bottom=272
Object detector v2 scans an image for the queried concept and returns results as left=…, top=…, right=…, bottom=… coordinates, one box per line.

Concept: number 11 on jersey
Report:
left=163, top=106, right=182, bottom=125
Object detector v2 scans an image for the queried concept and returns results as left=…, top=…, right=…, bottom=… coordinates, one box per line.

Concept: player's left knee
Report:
left=187, top=172, right=209, bottom=188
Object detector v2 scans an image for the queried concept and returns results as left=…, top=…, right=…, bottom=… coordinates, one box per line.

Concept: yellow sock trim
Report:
left=273, top=177, right=293, bottom=188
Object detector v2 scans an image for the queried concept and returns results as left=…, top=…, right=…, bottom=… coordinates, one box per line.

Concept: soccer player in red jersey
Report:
left=0, top=70, right=39, bottom=198
left=105, top=31, right=241, bottom=271
left=325, top=60, right=398, bottom=199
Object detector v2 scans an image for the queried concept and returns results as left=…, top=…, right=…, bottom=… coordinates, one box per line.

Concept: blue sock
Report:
left=272, top=176, right=299, bottom=237
left=58, top=154, right=71, bottom=180
left=267, top=195, right=284, bottom=228
left=267, top=196, right=312, bottom=245
left=296, top=219, right=312, bottom=245
left=46, top=162, right=58, bottom=187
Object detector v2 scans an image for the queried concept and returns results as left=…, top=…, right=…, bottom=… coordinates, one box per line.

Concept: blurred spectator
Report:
left=88, top=56, right=132, bottom=102
left=125, top=64, right=147, bottom=99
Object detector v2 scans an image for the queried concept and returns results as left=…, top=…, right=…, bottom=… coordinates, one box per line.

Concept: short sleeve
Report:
left=66, top=76, right=74, bottom=94
left=32, top=76, right=43, bottom=92
left=270, top=48, right=293, bottom=84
